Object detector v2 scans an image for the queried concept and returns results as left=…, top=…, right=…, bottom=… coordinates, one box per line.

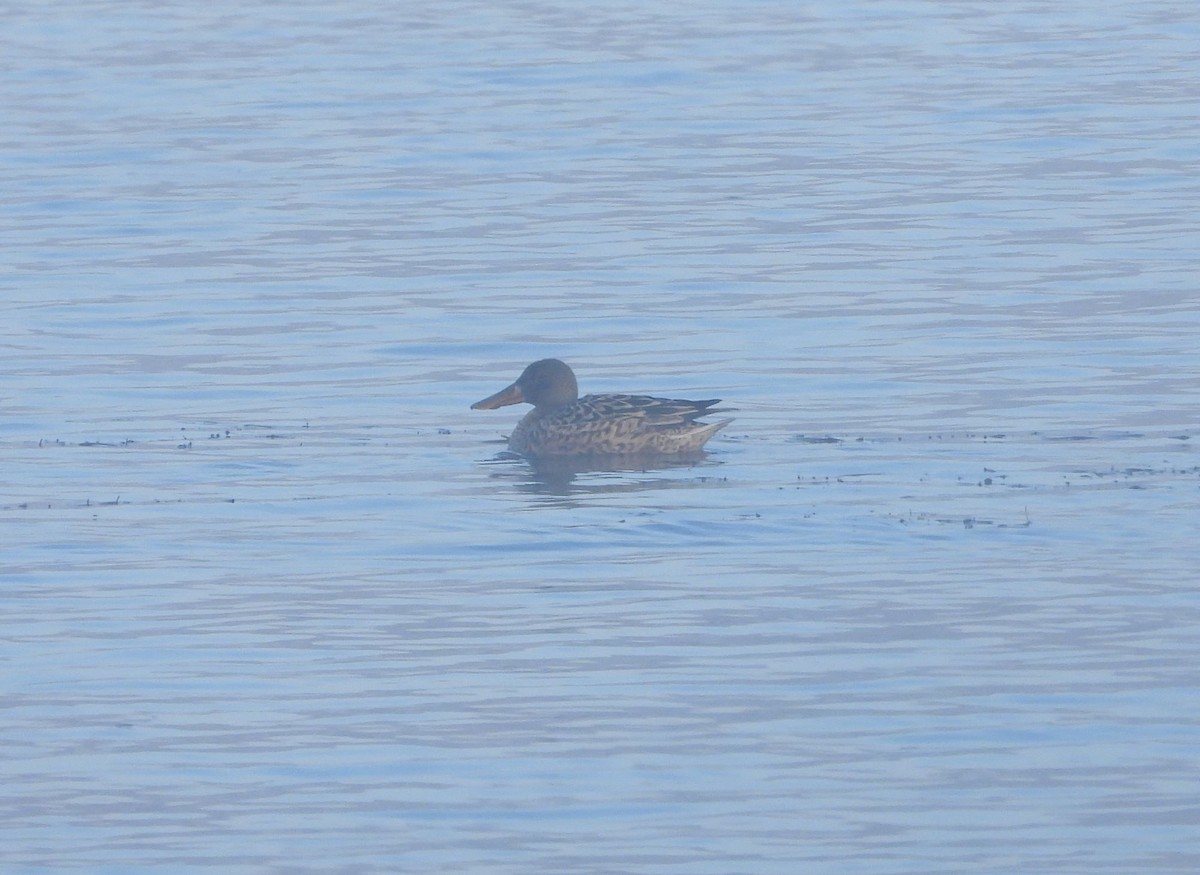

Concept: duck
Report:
left=471, top=358, right=733, bottom=458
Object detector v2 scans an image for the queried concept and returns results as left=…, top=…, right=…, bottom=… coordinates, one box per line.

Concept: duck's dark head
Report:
left=471, top=358, right=579, bottom=410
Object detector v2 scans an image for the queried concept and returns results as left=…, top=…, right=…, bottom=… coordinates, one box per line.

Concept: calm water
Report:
left=4, top=1, right=1199, bottom=872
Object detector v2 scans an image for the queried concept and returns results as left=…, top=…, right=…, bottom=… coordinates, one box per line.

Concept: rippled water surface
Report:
left=4, top=1, right=1199, bottom=872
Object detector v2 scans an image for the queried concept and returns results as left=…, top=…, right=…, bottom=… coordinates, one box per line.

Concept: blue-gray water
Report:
left=4, top=1, right=1198, bottom=872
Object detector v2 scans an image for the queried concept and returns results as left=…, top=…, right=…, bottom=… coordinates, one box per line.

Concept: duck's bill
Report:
left=471, top=381, right=524, bottom=410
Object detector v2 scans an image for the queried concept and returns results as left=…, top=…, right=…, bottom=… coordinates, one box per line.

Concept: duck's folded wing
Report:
left=581, top=394, right=731, bottom=426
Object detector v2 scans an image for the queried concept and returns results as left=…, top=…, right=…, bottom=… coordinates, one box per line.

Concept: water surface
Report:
left=3, top=1, right=1199, bottom=872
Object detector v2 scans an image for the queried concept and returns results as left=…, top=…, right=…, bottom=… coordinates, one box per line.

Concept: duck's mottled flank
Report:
left=472, top=359, right=733, bottom=458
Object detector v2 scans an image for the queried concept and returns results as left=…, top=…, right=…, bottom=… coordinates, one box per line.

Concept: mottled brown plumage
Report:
left=471, top=359, right=733, bottom=458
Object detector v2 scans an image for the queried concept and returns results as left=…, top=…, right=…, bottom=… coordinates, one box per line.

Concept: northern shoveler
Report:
left=471, top=358, right=733, bottom=457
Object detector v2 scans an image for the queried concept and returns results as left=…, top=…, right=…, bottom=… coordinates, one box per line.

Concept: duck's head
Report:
left=471, top=358, right=579, bottom=410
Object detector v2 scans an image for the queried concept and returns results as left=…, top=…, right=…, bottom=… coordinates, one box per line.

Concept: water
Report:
left=3, top=1, right=1199, bottom=872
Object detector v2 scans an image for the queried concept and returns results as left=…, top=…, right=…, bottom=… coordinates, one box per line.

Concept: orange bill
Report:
left=471, top=381, right=525, bottom=410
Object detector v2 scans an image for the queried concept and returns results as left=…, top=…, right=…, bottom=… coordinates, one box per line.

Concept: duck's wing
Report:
left=578, top=393, right=731, bottom=426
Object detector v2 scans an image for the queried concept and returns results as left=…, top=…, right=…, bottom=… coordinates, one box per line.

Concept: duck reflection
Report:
left=479, top=450, right=726, bottom=497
